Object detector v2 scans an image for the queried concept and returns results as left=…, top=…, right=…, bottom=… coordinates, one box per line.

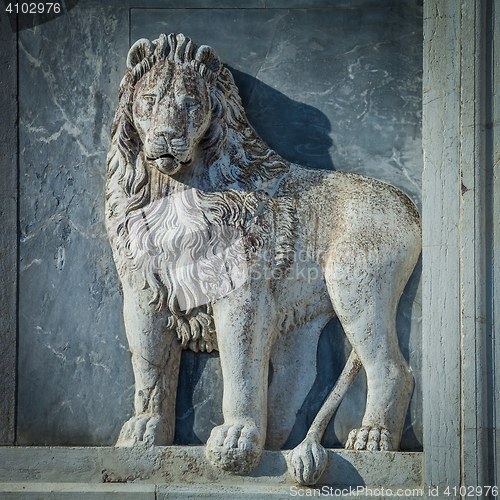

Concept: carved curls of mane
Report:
left=105, top=33, right=298, bottom=352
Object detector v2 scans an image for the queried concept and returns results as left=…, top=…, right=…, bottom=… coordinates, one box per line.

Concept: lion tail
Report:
left=306, top=349, right=362, bottom=443
left=286, top=350, right=362, bottom=486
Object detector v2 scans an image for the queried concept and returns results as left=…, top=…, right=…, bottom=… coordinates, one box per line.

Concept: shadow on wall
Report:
left=229, top=67, right=335, bottom=171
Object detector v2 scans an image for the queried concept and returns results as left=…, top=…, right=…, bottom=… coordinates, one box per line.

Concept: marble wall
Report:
left=16, top=0, right=423, bottom=450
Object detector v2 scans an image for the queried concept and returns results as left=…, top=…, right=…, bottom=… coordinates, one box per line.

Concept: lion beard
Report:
left=124, top=171, right=252, bottom=314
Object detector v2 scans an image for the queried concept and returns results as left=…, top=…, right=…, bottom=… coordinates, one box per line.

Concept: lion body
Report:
left=106, top=33, right=421, bottom=477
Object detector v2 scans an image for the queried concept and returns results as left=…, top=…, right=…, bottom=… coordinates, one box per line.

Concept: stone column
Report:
left=423, top=0, right=499, bottom=492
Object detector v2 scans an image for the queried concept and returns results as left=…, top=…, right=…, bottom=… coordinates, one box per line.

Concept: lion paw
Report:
left=287, top=437, right=328, bottom=486
left=206, top=422, right=263, bottom=474
left=116, top=414, right=171, bottom=446
left=345, top=426, right=392, bottom=451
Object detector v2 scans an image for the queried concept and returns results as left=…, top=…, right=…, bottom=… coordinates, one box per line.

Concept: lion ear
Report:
left=195, top=45, right=222, bottom=77
left=127, top=38, right=156, bottom=70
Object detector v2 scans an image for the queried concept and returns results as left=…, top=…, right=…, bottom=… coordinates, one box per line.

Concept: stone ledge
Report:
left=0, top=483, right=426, bottom=500
left=0, top=483, right=156, bottom=500
left=0, top=447, right=422, bottom=489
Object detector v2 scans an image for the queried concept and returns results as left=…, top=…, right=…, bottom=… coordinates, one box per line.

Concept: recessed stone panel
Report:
left=17, top=5, right=133, bottom=445
left=16, top=2, right=422, bottom=451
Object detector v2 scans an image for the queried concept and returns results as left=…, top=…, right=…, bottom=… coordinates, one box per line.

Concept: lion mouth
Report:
left=147, top=153, right=192, bottom=173
left=147, top=153, right=191, bottom=164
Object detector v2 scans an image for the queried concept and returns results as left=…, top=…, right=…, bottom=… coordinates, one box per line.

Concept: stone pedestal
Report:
left=0, top=447, right=422, bottom=499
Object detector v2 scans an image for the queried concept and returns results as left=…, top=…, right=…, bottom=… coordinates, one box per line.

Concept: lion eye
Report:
left=143, top=95, right=156, bottom=105
left=184, top=97, right=198, bottom=109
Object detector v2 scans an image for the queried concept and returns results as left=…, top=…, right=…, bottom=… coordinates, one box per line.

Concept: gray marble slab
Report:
left=131, top=9, right=283, bottom=78
left=132, top=7, right=423, bottom=208
left=84, top=0, right=265, bottom=8
left=0, top=9, right=18, bottom=446
left=267, top=0, right=422, bottom=9
left=17, top=5, right=133, bottom=445
left=16, top=2, right=423, bottom=451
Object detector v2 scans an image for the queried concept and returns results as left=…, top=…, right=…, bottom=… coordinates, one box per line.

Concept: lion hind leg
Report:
left=324, top=244, right=415, bottom=452
left=339, top=312, right=413, bottom=451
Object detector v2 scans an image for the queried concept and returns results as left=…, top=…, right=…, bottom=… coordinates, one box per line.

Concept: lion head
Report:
left=130, top=37, right=216, bottom=176
left=105, top=33, right=297, bottom=352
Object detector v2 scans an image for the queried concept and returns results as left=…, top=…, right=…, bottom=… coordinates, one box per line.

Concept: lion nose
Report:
left=153, top=117, right=185, bottom=140
left=152, top=128, right=174, bottom=139
left=152, top=123, right=182, bottom=141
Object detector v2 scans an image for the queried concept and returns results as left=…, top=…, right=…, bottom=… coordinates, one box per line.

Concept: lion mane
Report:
left=105, top=33, right=298, bottom=353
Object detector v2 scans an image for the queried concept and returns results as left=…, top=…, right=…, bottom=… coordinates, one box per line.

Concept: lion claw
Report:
left=287, top=437, right=328, bottom=485
left=206, top=422, right=263, bottom=474
left=345, top=426, right=392, bottom=451
left=116, top=414, right=171, bottom=446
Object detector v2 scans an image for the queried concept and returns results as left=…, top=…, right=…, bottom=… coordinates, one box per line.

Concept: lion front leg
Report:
left=116, top=280, right=182, bottom=447
left=206, top=284, right=274, bottom=474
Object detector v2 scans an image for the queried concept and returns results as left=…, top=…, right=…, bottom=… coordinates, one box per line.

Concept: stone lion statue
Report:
left=105, top=33, right=421, bottom=485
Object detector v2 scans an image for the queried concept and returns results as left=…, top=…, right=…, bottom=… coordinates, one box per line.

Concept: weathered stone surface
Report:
left=131, top=7, right=423, bottom=208
left=17, top=5, right=133, bottom=446
left=0, top=485, right=155, bottom=500
left=7, top=0, right=499, bottom=492
left=0, top=484, right=155, bottom=500
left=131, top=5, right=424, bottom=453
left=0, top=5, right=18, bottom=446
left=89, top=0, right=265, bottom=7
left=267, top=0, right=422, bottom=8
left=422, top=0, right=500, bottom=489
